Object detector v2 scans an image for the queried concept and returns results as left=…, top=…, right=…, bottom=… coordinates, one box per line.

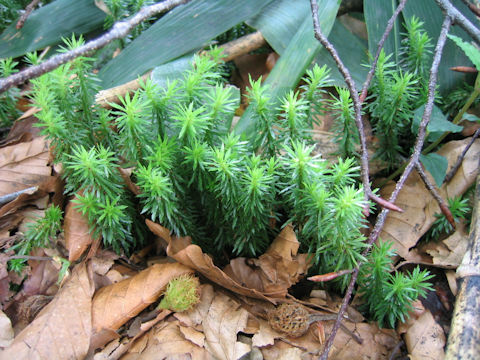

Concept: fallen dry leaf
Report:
left=92, top=262, right=193, bottom=334
left=0, top=262, right=94, bottom=360
left=203, top=291, right=250, bottom=360
left=22, top=248, right=60, bottom=296
left=64, top=198, right=95, bottom=262
left=121, top=320, right=210, bottom=360
left=402, top=309, right=446, bottom=360
left=0, top=115, right=42, bottom=149
left=423, top=225, right=469, bottom=268
left=224, top=225, right=311, bottom=297
left=380, top=138, right=480, bottom=260
left=147, top=220, right=308, bottom=302
left=0, top=310, right=13, bottom=348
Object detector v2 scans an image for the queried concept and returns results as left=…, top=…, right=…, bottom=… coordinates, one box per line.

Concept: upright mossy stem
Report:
left=158, top=274, right=201, bottom=312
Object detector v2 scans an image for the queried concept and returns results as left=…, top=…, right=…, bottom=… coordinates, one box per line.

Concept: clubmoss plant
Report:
left=426, top=195, right=471, bottom=240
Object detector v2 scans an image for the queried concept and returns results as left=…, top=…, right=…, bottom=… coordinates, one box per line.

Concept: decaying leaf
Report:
left=0, top=310, right=13, bottom=348
left=0, top=262, right=94, bottom=360
left=423, top=225, right=469, bottom=268
left=203, top=291, right=250, bottom=360
left=92, top=262, right=193, bottom=333
left=147, top=220, right=309, bottom=301
left=401, top=309, right=446, bottom=360
left=380, top=138, right=480, bottom=260
left=64, top=198, right=95, bottom=262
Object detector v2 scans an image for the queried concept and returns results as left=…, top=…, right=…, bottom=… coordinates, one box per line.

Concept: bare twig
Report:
left=416, top=162, right=455, bottom=228
left=0, top=0, right=190, bottom=94
left=16, top=0, right=41, bottom=29
left=459, top=0, right=480, bottom=17
left=316, top=14, right=453, bottom=359
left=310, top=0, right=400, bottom=215
left=445, top=127, right=480, bottom=182
left=359, top=0, right=408, bottom=103
left=435, top=0, right=480, bottom=44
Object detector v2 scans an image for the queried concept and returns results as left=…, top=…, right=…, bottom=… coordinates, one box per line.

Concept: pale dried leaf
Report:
left=262, top=344, right=303, bottom=360
left=380, top=139, right=480, bottom=260
left=0, top=310, right=13, bottom=348
left=174, top=284, right=215, bottom=328
left=0, top=262, right=94, bottom=360
left=179, top=325, right=205, bottom=347
left=64, top=199, right=94, bottom=262
left=402, top=310, right=445, bottom=360
left=121, top=320, right=210, bottom=360
left=146, top=220, right=275, bottom=302
left=23, top=248, right=60, bottom=296
left=424, top=227, right=469, bottom=267
left=92, top=262, right=193, bottom=333
left=203, top=292, right=250, bottom=360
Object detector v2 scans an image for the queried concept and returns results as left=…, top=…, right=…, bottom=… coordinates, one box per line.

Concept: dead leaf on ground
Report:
left=0, top=115, right=42, bottom=148
left=64, top=198, right=95, bottom=262
left=0, top=310, right=13, bottom=348
left=0, top=262, right=94, bottom=360
left=400, top=309, right=446, bottom=360
left=22, top=248, right=60, bottom=297
left=121, top=320, right=210, bottom=360
left=224, top=225, right=311, bottom=297
left=147, top=220, right=307, bottom=302
left=422, top=224, right=469, bottom=268
left=203, top=291, right=250, bottom=360
left=379, top=138, right=480, bottom=260
left=92, top=262, right=193, bottom=335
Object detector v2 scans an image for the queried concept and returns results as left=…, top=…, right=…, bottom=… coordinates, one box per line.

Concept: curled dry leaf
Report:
left=423, top=225, right=469, bottom=268
left=0, top=262, right=94, bottom=360
left=380, top=138, right=480, bottom=260
left=92, top=262, right=193, bottom=334
left=0, top=136, right=58, bottom=218
left=147, top=220, right=309, bottom=301
left=64, top=198, right=95, bottom=262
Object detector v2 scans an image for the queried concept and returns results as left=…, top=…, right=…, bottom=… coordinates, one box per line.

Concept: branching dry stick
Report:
left=310, top=0, right=401, bottom=215
left=0, top=0, right=190, bottom=94
left=359, top=0, right=408, bottom=103
left=435, top=0, right=480, bottom=44
left=445, top=126, right=480, bottom=182
left=16, top=0, right=41, bottom=29
left=317, top=14, right=454, bottom=360
left=416, top=162, right=455, bottom=228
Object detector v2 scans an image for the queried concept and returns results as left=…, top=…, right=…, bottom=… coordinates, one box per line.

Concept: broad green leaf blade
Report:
left=150, top=54, right=193, bottom=89
left=315, top=20, right=369, bottom=88
left=99, top=0, right=274, bottom=89
left=412, top=104, right=463, bottom=142
left=235, top=0, right=341, bottom=136
left=364, top=0, right=402, bottom=65
left=403, top=0, right=478, bottom=94
left=0, top=0, right=106, bottom=58
left=448, top=34, right=480, bottom=70
left=246, top=0, right=310, bottom=55
left=420, top=153, right=448, bottom=187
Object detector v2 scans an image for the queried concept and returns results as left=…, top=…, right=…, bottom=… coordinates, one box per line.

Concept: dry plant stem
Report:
left=7, top=255, right=51, bottom=261
left=460, top=0, right=480, bottom=17
left=16, top=0, right=40, bottom=29
left=359, top=0, right=408, bottom=103
left=0, top=0, right=190, bottom=94
left=96, top=30, right=266, bottom=108
left=435, top=0, right=480, bottom=44
left=317, top=15, right=453, bottom=360
left=445, top=127, right=480, bottom=183
left=415, top=162, right=455, bottom=228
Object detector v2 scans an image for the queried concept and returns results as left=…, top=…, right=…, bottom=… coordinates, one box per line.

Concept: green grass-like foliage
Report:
left=21, top=37, right=433, bottom=326
left=357, top=241, right=433, bottom=328
left=9, top=205, right=63, bottom=272
left=427, top=195, right=471, bottom=240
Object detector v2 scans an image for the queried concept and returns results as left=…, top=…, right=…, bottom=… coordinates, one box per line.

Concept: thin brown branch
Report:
left=16, top=0, right=41, bottom=29
left=0, top=0, right=190, bottom=94
left=317, top=14, right=454, bottom=360
left=435, top=0, right=480, bottom=44
left=416, top=162, right=455, bottom=228
left=359, top=0, right=408, bottom=103
left=445, top=127, right=480, bottom=183
left=460, top=0, right=480, bottom=20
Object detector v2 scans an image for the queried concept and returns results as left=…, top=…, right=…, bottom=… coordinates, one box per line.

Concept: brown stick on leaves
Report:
left=16, top=0, right=40, bottom=29
left=310, top=0, right=454, bottom=354
left=0, top=0, right=190, bottom=94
